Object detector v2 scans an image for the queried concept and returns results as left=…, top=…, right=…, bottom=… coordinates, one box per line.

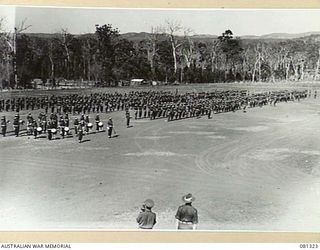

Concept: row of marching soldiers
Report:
left=1, top=114, right=23, bottom=137
left=0, top=113, right=108, bottom=143
left=0, top=89, right=310, bottom=117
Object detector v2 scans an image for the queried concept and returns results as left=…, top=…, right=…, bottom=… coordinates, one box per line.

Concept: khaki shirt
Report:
left=136, top=210, right=156, bottom=229
left=175, top=204, right=198, bottom=224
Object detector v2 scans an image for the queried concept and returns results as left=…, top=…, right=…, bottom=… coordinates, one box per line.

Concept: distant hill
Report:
left=258, top=31, right=320, bottom=39
left=189, top=34, right=218, bottom=41
left=22, top=31, right=320, bottom=42
left=240, top=35, right=259, bottom=39
left=120, top=32, right=149, bottom=41
left=23, top=33, right=60, bottom=38
left=189, top=32, right=320, bottom=41
left=119, top=31, right=320, bottom=42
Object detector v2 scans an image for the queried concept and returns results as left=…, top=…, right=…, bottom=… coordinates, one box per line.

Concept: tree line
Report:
left=1, top=20, right=320, bottom=89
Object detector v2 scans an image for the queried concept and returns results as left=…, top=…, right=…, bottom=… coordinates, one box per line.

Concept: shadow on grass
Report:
left=79, top=139, right=91, bottom=143
left=36, top=135, right=47, bottom=139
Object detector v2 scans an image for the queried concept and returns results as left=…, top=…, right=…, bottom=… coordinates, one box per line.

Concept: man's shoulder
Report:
left=145, top=210, right=156, bottom=216
left=139, top=210, right=156, bottom=216
left=177, top=204, right=186, bottom=210
left=137, top=211, right=146, bottom=217
left=180, top=204, right=197, bottom=211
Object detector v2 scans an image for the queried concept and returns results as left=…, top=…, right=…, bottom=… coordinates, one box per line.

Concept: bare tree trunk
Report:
left=48, top=47, right=55, bottom=88
left=269, top=63, right=275, bottom=83
left=150, top=42, right=157, bottom=77
left=285, top=61, right=290, bottom=81
left=12, top=29, right=17, bottom=88
left=242, top=51, right=248, bottom=81
left=87, top=59, right=91, bottom=81
left=61, top=29, right=72, bottom=79
left=82, top=58, right=86, bottom=80
left=252, top=45, right=263, bottom=83
left=258, top=58, right=261, bottom=82
left=293, top=64, right=299, bottom=81
left=86, top=39, right=92, bottom=81
left=170, top=37, right=178, bottom=74
left=211, top=52, right=215, bottom=73
left=147, top=49, right=156, bottom=77
left=252, top=66, right=256, bottom=82
left=184, top=54, right=191, bottom=68
left=147, top=26, right=161, bottom=79
left=6, top=54, right=10, bottom=83
left=300, top=62, right=305, bottom=80
left=12, top=20, right=31, bottom=88
left=252, top=57, right=260, bottom=82
left=166, top=21, right=184, bottom=82
left=150, top=50, right=155, bottom=76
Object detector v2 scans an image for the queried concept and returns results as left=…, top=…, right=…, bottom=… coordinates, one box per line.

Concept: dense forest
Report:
left=1, top=21, right=320, bottom=88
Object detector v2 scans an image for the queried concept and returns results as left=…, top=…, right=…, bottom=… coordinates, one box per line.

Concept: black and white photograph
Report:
left=0, top=6, right=320, bottom=231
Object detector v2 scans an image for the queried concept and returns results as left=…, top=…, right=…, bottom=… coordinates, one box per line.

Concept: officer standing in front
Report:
left=136, top=199, right=157, bottom=229
left=1, top=116, right=9, bottom=137
left=175, top=193, right=198, bottom=230
left=13, top=114, right=21, bottom=137
left=107, top=117, right=113, bottom=138
left=125, top=110, right=131, bottom=128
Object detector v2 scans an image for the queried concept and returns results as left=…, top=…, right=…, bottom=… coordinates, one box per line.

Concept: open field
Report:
left=0, top=84, right=320, bottom=231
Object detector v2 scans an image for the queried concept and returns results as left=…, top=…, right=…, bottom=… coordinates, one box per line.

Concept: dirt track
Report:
left=0, top=89, right=320, bottom=231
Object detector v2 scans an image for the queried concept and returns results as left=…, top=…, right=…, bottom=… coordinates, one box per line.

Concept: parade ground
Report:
left=0, top=84, right=320, bottom=231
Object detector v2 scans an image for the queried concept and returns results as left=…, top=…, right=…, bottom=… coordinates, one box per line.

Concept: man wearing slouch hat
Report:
left=175, top=193, right=198, bottom=230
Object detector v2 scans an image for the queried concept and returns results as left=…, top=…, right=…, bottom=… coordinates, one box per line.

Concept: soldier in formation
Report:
left=1, top=116, right=9, bottom=137
left=0, top=89, right=309, bottom=140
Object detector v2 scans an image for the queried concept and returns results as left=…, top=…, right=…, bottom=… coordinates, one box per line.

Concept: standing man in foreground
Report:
left=107, top=117, right=113, bottom=138
left=125, top=110, right=131, bottom=128
left=1, top=116, right=8, bottom=137
left=136, top=199, right=157, bottom=229
left=175, top=193, right=198, bottom=230
left=13, top=114, right=21, bottom=137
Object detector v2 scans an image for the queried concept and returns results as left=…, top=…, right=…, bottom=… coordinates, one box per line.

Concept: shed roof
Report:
left=131, top=79, right=145, bottom=82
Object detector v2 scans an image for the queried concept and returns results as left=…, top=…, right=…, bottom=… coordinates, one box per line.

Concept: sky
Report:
left=0, top=5, right=15, bottom=32
left=5, top=6, right=320, bottom=36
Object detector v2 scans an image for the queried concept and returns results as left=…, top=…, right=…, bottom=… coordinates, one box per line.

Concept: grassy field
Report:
left=0, top=83, right=320, bottom=231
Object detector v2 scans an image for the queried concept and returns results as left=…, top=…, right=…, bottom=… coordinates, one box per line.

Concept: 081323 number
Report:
left=300, top=244, right=319, bottom=248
